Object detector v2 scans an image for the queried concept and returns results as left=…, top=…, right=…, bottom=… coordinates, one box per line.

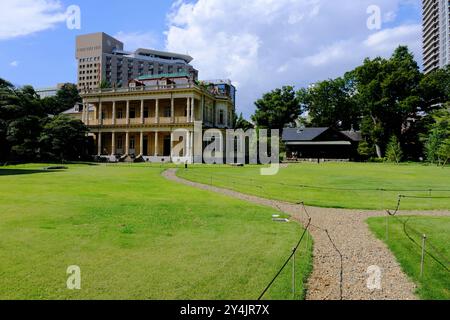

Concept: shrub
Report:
left=385, top=135, right=403, bottom=164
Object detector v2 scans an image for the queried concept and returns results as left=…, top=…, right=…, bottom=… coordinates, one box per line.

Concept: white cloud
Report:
left=10, top=61, right=19, bottom=67
left=0, top=0, right=68, bottom=40
left=165, top=0, right=421, bottom=117
left=114, top=31, right=159, bottom=51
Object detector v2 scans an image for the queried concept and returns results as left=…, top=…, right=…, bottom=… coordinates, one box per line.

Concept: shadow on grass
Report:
left=0, top=169, right=63, bottom=176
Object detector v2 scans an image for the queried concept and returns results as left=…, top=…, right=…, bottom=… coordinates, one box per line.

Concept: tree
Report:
left=234, top=113, right=254, bottom=131
left=251, top=86, right=300, bottom=132
left=297, top=75, right=359, bottom=130
left=100, top=80, right=111, bottom=89
left=54, top=83, right=81, bottom=114
left=437, top=140, right=450, bottom=166
left=424, top=108, right=450, bottom=166
left=0, top=84, right=45, bottom=161
left=420, top=65, right=450, bottom=111
left=424, top=127, right=442, bottom=164
left=353, top=46, right=422, bottom=158
left=0, top=78, right=89, bottom=163
left=41, top=96, right=60, bottom=115
left=39, top=115, right=89, bottom=161
left=385, top=135, right=403, bottom=164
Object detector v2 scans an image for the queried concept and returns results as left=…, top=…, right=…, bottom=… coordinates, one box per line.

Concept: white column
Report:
left=190, top=97, right=195, bottom=122
left=186, top=97, right=190, bottom=123
left=140, top=131, right=144, bottom=156
left=97, top=132, right=102, bottom=156
left=86, top=104, right=90, bottom=126
left=155, top=99, right=159, bottom=124
left=171, top=97, right=175, bottom=123
left=170, top=131, right=174, bottom=158
left=154, top=131, right=159, bottom=156
left=112, top=101, right=116, bottom=125
left=140, top=100, right=145, bottom=124
left=111, top=132, right=116, bottom=155
left=186, top=131, right=191, bottom=157
left=82, top=103, right=86, bottom=123
left=125, top=131, right=129, bottom=156
left=99, top=102, right=103, bottom=125
left=201, top=95, right=205, bottom=123
left=126, top=100, right=130, bottom=125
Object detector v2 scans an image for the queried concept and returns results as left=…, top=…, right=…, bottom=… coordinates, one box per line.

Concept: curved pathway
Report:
left=163, top=169, right=450, bottom=300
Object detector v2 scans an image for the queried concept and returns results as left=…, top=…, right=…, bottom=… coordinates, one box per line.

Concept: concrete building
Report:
left=76, top=32, right=198, bottom=90
left=36, top=83, right=65, bottom=98
left=79, top=74, right=236, bottom=163
left=423, top=0, right=450, bottom=74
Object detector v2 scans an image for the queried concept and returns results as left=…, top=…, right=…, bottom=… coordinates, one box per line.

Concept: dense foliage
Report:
left=251, top=46, right=450, bottom=163
left=0, top=79, right=89, bottom=163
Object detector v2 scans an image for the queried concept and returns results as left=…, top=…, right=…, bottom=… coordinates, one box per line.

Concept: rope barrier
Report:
left=257, top=217, right=311, bottom=300
left=386, top=195, right=450, bottom=273
left=182, top=169, right=450, bottom=193
left=299, top=202, right=343, bottom=300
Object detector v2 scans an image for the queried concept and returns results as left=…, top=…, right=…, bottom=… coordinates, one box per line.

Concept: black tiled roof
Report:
left=282, top=128, right=329, bottom=141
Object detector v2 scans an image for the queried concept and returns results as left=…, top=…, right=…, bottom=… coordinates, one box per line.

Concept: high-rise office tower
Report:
left=423, top=0, right=450, bottom=74
left=75, top=32, right=198, bottom=90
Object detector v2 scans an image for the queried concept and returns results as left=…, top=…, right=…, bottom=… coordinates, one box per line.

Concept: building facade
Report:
left=79, top=76, right=236, bottom=163
left=282, top=127, right=362, bottom=161
left=36, top=83, right=65, bottom=98
left=423, top=0, right=450, bottom=73
left=76, top=32, right=198, bottom=90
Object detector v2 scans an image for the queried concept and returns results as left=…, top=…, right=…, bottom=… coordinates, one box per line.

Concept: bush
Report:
left=385, top=135, right=403, bottom=164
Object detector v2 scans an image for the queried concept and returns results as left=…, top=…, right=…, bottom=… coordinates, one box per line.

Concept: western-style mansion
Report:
left=69, top=32, right=236, bottom=163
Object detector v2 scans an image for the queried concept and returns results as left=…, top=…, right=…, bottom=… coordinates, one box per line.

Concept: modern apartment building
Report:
left=79, top=73, right=236, bottom=163
left=76, top=32, right=198, bottom=90
left=423, top=0, right=450, bottom=74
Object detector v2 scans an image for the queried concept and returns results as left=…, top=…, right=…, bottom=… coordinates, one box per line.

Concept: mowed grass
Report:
left=177, top=163, right=450, bottom=210
left=368, top=216, right=450, bottom=300
left=0, top=164, right=312, bottom=300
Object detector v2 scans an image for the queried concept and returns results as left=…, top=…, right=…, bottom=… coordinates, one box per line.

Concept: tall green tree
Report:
left=297, top=75, right=359, bottom=130
left=54, top=83, right=81, bottom=114
left=353, top=46, right=422, bottom=158
left=0, top=84, right=45, bottom=161
left=0, top=78, right=89, bottom=162
left=420, top=65, right=450, bottom=111
left=234, top=112, right=254, bottom=131
left=251, top=86, right=300, bottom=132
left=424, top=108, right=450, bottom=166
left=385, top=135, right=404, bottom=164
left=39, top=115, right=89, bottom=161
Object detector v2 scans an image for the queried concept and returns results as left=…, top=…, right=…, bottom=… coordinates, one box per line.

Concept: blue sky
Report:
left=0, top=0, right=422, bottom=117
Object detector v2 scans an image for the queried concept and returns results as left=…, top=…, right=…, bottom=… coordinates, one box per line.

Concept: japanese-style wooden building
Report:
left=282, top=127, right=362, bottom=161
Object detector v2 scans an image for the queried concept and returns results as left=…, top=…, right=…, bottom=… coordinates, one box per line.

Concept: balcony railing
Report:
left=80, top=81, right=234, bottom=101
left=82, top=83, right=195, bottom=95
left=86, top=117, right=193, bottom=127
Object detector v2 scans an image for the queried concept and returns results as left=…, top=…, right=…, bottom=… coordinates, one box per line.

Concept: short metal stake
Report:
left=386, top=214, right=389, bottom=242
left=420, top=234, right=427, bottom=277
left=292, top=247, right=296, bottom=299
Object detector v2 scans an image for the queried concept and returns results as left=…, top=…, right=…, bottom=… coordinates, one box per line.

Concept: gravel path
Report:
left=163, top=169, right=450, bottom=300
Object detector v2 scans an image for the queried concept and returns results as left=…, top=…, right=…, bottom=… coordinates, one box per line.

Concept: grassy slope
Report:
left=0, top=164, right=312, bottom=300
left=177, top=163, right=450, bottom=210
left=367, top=216, right=450, bottom=300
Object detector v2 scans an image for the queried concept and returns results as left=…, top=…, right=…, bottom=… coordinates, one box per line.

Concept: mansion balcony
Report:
left=80, top=80, right=235, bottom=129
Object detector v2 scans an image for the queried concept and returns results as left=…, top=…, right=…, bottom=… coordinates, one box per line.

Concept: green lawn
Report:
left=177, top=163, right=450, bottom=210
left=367, top=216, right=450, bottom=300
left=0, top=164, right=312, bottom=300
